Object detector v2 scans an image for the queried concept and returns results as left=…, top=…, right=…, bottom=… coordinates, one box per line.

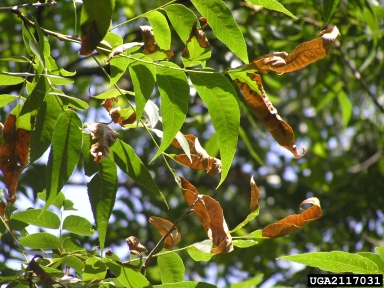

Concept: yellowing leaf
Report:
left=180, top=177, right=233, bottom=254
left=235, top=73, right=304, bottom=158
left=87, top=123, right=119, bottom=162
left=249, top=26, right=340, bottom=74
left=262, top=197, right=322, bottom=238
left=0, top=114, right=31, bottom=203
left=172, top=134, right=222, bottom=176
left=149, top=216, right=181, bottom=249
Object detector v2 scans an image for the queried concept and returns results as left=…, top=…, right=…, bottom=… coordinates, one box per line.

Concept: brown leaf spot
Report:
left=126, top=236, right=148, bottom=254
left=262, top=197, right=322, bottom=238
left=88, top=123, right=119, bottom=162
left=79, top=21, right=104, bottom=56
left=250, top=176, right=260, bottom=212
left=0, top=114, right=31, bottom=203
left=182, top=18, right=211, bottom=57
left=235, top=73, right=304, bottom=158
left=149, top=216, right=181, bottom=249
left=140, top=26, right=174, bottom=60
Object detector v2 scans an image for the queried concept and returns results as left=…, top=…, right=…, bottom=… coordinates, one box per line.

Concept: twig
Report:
left=0, top=1, right=56, bottom=12
left=140, top=195, right=202, bottom=275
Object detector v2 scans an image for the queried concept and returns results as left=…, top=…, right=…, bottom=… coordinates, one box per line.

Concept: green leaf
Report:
left=94, top=88, right=134, bottom=99
left=82, top=133, right=99, bottom=176
left=9, top=104, right=34, bottom=131
left=191, top=0, right=248, bottom=63
left=154, top=282, right=218, bottom=288
left=62, top=256, right=85, bottom=274
left=323, top=0, right=340, bottom=25
left=163, top=4, right=197, bottom=43
left=158, top=251, right=185, bottom=284
left=231, top=207, right=260, bottom=233
left=63, top=237, right=87, bottom=254
left=79, top=0, right=115, bottom=55
left=29, top=95, right=62, bottom=163
left=110, top=55, right=130, bottom=86
left=11, top=209, right=60, bottom=229
left=246, top=229, right=268, bottom=239
left=49, top=92, right=89, bottom=110
left=37, top=191, right=65, bottom=209
left=19, top=232, right=61, bottom=249
left=182, top=37, right=211, bottom=68
left=187, top=240, right=214, bottom=262
left=189, top=71, right=240, bottom=187
left=110, top=139, right=167, bottom=207
left=20, top=76, right=48, bottom=116
left=230, top=274, right=263, bottom=288
left=0, top=95, right=18, bottom=108
left=46, top=110, right=83, bottom=207
left=87, top=157, right=117, bottom=252
left=146, top=11, right=171, bottom=50
left=107, top=261, right=152, bottom=287
left=152, top=61, right=189, bottom=161
left=83, top=256, right=107, bottom=282
left=129, top=53, right=156, bottom=121
left=278, top=251, right=380, bottom=274
left=245, top=0, right=297, bottom=19
left=376, top=246, right=384, bottom=263
left=63, top=215, right=94, bottom=236
left=358, top=252, right=384, bottom=273
left=22, top=21, right=44, bottom=68
left=0, top=73, right=25, bottom=86
left=0, top=56, right=30, bottom=63
left=238, top=126, right=265, bottom=166
left=338, top=91, right=352, bottom=127
left=232, top=239, right=258, bottom=248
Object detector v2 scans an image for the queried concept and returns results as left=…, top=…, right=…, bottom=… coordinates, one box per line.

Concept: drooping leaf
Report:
left=87, top=123, right=119, bottom=163
left=62, top=215, right=94, bottom=236
left=110, top=139, right=167, bottom=207
left=87, top=156, right=117, bottom=252
left=20, top=76, right=49, bottom=116
left=0, top=112, right=31, bottom=203
left=141, top=26, right=174, bottom=61
left=189, top=71, right=240, bottom=187
left=11, top=209, right=60, bottom=229
left=191, top=0, right=248, bottom=63
left=0, top=95, right=19, bottom=108
left=25, top=256, right=61, bottom=286
left=29, top=95, right=62, bottom=163
left=126, top=236, right=148, bottom=254
left=146, top=11, right=171, bottom=51
left=323, top=0, right=340, bottom=25
left=245, top=0, right=297, bottom=19
left=19, top=232, right=61, bottom=249
left=83, top=256, right=107, bottom=282
left=172, top=134, right=221, bottom=176
left=163, top=4, right=198, bottom=43
left=234, top=73, right=304, bottom=158
left=79, top=0, right=115, bottom=56
left=149, top=216, right=181, bottom=249
left=152, top=61, right=190, bottom=161
left=278, top=251, right=380, bottom=274
left=128, top=53, right=156, bottom=121
left=180, top=177, right=233, bottom=254
left=248, top=26, right=340, bottom=74
left=46, top=110, right=82, bottom=207
left=158, top=252, right=185, bottom=284
left=262, top=197, right=322, bottom=238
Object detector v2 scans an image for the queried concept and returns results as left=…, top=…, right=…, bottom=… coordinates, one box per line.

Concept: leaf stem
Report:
left=140, top=196, right=201, bottom=275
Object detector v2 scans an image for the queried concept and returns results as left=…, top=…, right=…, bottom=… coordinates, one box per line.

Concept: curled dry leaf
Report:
left=182, top=17, right=211, bottom=58
left=0, top=114, right=31, bottom=203
left=26, top=256, right=60, bottom=286
left=106, top=42, right=144, bottom=63
left=79, top=21, right=102, bottom=56
left=126, top=236, right=148, bottom=254
left=140, top=26, right=174, bottom=60
left=262, top=197, right=322, bottom=238
left=180, top=177, right=233, bottom=254
left=235, top=73, right=304, bottom=158
left=149, top=216, right=181, bottom=249
left=101, top=98, right=117, bottom=112
left=100, top=100, right=137, bottom=128
left=172, top=134, right=222, bottom=176
left=250, top=176, right=260, bottom=213
left=87, top=123, right=119, bottom=162
left=249, top=26, right=340, bottom=74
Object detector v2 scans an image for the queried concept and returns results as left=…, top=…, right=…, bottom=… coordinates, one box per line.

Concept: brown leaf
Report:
left=262, top=197, right=322, bottom=238
left=180, top=177, right=233, bottom=254
left=149, top=216, right=181, bottom=249
left=249, top=26, right=340, bottom=74
left=172, top=134, right=222, bottom=175
left=126, top=236, right=148, bottom=254
left=87, top=123, right=119, bottom=162
left=0, top=114, right=31, bottom=203
left=235, top=73, right=304, bottom=158
left=250, top=176, right=260, bottom=213
left=182, top=18, right=211, bottom=57
left=79, top=21, right=104, bottom=56
left=101, top=98, right=116, bottom=112
left=140, top=26, right=174, bottom=60
left=26, top=256, right=60, bottom=286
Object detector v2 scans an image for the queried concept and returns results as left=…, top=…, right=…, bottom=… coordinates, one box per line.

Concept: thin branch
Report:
left=0, top=1, right=56, bottom=12
left=140, top=195, right=201, bottom=275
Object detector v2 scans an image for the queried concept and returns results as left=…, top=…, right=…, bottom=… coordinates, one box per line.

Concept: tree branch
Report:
left=0, top=1, right=56, bottom=12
